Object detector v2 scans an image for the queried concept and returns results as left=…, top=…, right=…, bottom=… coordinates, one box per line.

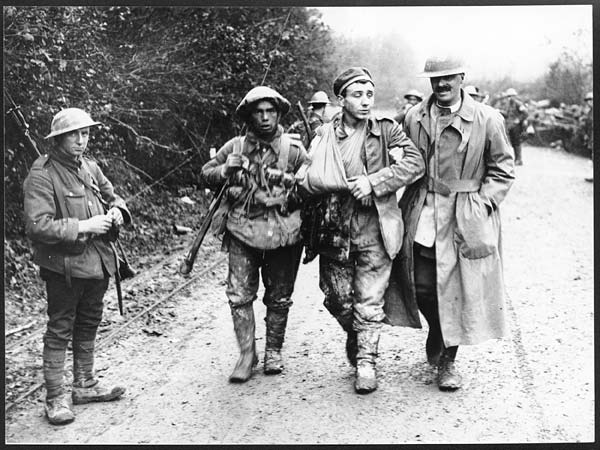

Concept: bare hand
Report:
left=222, top=153, right=243, bottom=176
left=79, top=214, right=113, bottom=235
left=107, top=207, right=124, bottom=226
left=347, top=175, right=372, bottom=200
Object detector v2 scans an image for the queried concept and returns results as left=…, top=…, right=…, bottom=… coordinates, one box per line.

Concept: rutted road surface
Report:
left=5, top=144, right=594, bottom=444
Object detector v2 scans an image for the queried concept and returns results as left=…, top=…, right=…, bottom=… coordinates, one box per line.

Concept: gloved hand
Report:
left=221, top=153, right=243, bottom=177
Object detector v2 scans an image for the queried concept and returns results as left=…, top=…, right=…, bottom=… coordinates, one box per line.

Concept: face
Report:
left=430, top=73, right=464, bottom=106
left=249, top=100, right=279, bottom=135
left=406, top=96, right=420, bottom=105
left=339, top=81, right=374, bottom=121
left=56, top=127, right=90, bottom=158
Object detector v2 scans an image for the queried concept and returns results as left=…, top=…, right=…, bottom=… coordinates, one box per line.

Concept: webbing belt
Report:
left=427, top=177, right=481, bottom=196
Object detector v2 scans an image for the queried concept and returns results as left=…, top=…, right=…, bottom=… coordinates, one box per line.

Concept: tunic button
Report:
left=88, top=201, right=93, bottom=207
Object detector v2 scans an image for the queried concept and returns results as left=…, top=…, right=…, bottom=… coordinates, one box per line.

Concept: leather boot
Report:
left=229, top=304, right=259, bottom=383
left=43, top=343, right=74, bottom=425
left=72, top=340, right=125, bottom=405
left=437, top=346, right=462, bottom=391
left=264, top=308, right=289, bottom=375
left=354, top=327, right=380, bottom=394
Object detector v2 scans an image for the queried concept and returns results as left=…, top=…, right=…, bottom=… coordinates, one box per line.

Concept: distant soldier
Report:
left=394, top=88, right=424, bottom=125
left=297, top=67, right=425, bottom=394
left=401, top=54, right=515, bottom=391
left=202, top=86, right=308, bottom=382
left=287, top=90, right=330, bottom=147
left=23, top=108, right=131, bottom=425
left=464, top=85, right=485, bottom=103
left=496, top=87, right=529, bottom=165
left=582, top=91, right=593, bottom=182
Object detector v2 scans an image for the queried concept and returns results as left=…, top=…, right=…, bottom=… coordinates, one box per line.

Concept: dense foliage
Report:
left=4, top=6, right=336, bottom=236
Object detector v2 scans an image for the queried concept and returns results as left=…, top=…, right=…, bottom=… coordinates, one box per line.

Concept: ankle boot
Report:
left=354, top=327, right=381, bottom=394
left=43, top=342, right=74, bottom=425
left=264, top=308, right=289, bottom=375
left=72, top=340, right=125, bottom=404
left=437, top=346, right=462, bottom=391
left=229, top=304, right=258, bottom=383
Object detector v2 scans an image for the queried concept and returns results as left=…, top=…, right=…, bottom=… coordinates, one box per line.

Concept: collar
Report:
left=418, top=89, right=475, bottom=123
left=332, top=112, right=381, bottom=138
left=50, top=148, right=83, bottom=171
left=245, top=124, right=284, bottom=152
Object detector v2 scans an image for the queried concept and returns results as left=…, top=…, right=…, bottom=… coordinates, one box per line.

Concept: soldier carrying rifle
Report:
left=201, top=86, right=308, bottom=383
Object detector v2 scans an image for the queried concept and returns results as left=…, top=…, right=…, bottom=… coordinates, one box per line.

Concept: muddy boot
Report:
left=264, top=308, right=289, bottom=375
left=354, top=327, right=381, bottom=394
left=45, top=393, right=75, bottom=425
left=72, top=340, right=125, bottom=405
left=43, top=342, right=74, bottom=425
left=229, top=304, right=258, bottom=383
left=437, top=346, right=462, bottom=391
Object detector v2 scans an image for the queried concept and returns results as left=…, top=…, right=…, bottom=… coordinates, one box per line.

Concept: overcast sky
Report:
left=318, top=5, right=592, bottom=82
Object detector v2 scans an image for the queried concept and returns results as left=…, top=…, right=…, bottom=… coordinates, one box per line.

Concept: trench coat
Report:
left=384, top=91, right=515, bottom=347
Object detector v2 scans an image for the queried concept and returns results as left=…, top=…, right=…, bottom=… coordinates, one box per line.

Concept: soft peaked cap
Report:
left=236, top=86, right=290, bottom=120
left=333, top=67, right=374, bottom=97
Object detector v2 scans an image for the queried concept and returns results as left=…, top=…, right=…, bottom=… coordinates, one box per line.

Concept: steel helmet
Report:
left=404, top=89, right=424, bottom=101
left=45, top=108, right=101, bottom=139
left=504, top=88, right=518, bottom=97
left=236, top=86, right=290, bottom=120
left=308, top=91, right=330, bottom=105
left=585, top=91, right=593, bottom=100
left=464, top=85, right=483, bottom=98
left=418, top=55, right=467, bottom=78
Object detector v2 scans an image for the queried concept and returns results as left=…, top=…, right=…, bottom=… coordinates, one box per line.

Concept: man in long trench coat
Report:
left=396, top=54, right=515, bottom=391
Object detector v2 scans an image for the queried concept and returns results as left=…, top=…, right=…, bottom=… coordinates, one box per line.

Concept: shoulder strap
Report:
left=233, top=136, right=245, bottom=155
left=277, top=134, right=291, bottom=172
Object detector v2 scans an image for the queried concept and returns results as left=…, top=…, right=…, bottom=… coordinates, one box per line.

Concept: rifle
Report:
left=296, top=101, right=313, bottom=147
left=4, top=88, right=41, bottom=157
left=179, top=180, right=230, bottom=275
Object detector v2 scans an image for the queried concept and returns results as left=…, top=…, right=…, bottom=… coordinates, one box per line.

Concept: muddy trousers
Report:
left=41, top=268, right=108, bottom=399
left=413, top=244, right=458, bottom=365
left=319, top=241, right=392, bottom=367
left=225, top=235, right=303, bottom=379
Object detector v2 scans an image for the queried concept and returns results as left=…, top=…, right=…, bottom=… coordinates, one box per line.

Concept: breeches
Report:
left=319, top=240, right=392, bottom=331
left=41, top=267, right=108, bottom=349
left=225, top=234, right=303, bottom=310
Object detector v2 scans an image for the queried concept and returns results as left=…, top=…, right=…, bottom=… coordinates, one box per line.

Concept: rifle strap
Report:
left=277, top=134, right=291, bottom=172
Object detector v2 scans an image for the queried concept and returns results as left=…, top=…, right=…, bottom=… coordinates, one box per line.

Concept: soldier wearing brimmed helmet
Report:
left=394, top=89, right=424, bottom=125
left=494, top=87, right=529, bottom=165
left=23, top=108, right=131, bottom=425
left=397, top=54, right=515, bottom=391
left=464, top=85, right=485, bottom=103
left=202, top=86, right=308, bottom=382
left=287, top=90, right=331, bottom=147
left=296, top=67, right=425, bottom=394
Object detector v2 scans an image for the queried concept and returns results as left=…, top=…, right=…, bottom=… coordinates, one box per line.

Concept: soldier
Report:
left=202, top=86, right=308, bottom=382
left=297, top=67, right=425, bottom=394
left=394, top=88, right=424, bottom=124
left=399, top=54, right=515, bottom=391
left=288, top=90, right=330, bottom=147
left=496, top=87, right=528, bottom=165
left=23, top=108, right=131, bottom=425
left=464, top=85, right=485, bottom=103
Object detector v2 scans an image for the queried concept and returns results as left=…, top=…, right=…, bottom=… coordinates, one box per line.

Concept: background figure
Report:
left=495, top=87, right=529, bottom=165
left=202, top=86, right=308, bottom=383
left=287, top=90, right=330, bottom=148
left=582, top=91, right=593, bottom=182
left=23, top=108, right=131, bottom=425
left=298, top=67, right=425, bottom=394
left=394, top=88, right=424, bottom=125
left=464, top=85, right=485, bottom=103
left=400, top=54, right=515, bottom=391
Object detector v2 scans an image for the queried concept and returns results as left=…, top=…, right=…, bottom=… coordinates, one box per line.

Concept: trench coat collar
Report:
left=416, top=89, right=475, bottom=126
left=50, top=147, right=83, bottom=171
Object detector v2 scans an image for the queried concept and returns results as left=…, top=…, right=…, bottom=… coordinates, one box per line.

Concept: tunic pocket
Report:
left=64, top=191, right=87, bottom=219
left=455, top=192, right=498, bottom=259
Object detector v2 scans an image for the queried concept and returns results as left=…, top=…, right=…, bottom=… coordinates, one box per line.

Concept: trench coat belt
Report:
left=427, top=177, right=481, bottom=196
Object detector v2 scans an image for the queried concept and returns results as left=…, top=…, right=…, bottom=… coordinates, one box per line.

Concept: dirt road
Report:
left=5, top=144, right=594, bottom=444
